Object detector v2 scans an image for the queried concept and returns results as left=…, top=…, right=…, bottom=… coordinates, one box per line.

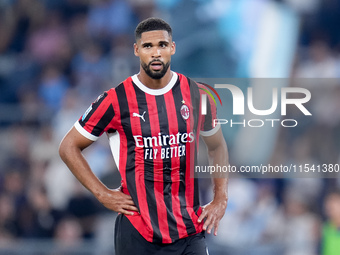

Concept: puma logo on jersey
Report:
left=133, top=111, right=146, bottom=122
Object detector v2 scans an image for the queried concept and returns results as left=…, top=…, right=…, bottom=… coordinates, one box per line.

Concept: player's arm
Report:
left=197, top=127, right=228, bottom=236
left=59, top=127, right=138, bottom=215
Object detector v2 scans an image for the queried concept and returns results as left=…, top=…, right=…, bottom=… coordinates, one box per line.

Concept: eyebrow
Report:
left=141, top=42, right=152, bottom=47
left=159, top=41, right=169, bottom=45
left=141, top=41, right=170, bottom=47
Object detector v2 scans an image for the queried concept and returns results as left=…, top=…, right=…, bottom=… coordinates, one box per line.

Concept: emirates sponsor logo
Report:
left=133, top=132, right=194, bottom=148
left=133, top=132, right=195, bottom=160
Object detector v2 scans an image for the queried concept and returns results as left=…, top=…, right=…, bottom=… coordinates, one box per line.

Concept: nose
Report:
left=152, top=48, right=161, bottom=58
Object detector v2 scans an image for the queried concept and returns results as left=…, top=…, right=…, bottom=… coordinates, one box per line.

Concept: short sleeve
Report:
left=198, top=83, right=220, bottom=137
left=74, top=92, right=115, bottom=141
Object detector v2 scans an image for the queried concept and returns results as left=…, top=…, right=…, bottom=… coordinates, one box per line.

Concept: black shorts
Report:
left=114, top=214, right=208, bottom=255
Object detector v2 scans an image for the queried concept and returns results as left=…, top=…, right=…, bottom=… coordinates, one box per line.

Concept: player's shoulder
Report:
left=106, top=76, right=133, bottom=94
left=180, top=74, right=211, bottom=93
left=196, top=82, right=211, bottom=94
left=176, top=72, right=200, bottom=88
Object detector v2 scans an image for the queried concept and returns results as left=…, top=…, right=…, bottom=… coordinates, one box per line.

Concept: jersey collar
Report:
left=131, top=71, right=178, bottom=96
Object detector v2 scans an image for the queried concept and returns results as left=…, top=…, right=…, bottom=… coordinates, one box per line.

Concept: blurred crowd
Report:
left=0, top=0, right=340, bottom=254
left=0, top=0, right=154, bottom=251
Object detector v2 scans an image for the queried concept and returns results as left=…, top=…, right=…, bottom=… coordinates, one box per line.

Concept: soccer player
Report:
left=59, top=17, right=228, bottom=255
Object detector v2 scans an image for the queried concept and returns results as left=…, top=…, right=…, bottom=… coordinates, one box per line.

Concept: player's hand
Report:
left=197, top=197, right=227, bottom=236
left=96, top=188, right=139, bottom=215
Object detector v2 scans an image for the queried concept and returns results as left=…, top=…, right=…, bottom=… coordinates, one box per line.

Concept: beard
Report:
left=141, top=59, right=170, bottom=80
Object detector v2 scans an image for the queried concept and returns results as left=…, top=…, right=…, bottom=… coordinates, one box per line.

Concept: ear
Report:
left=134, top=43, right=139, bottom=57
left=171, top=41, right=176, bottom=56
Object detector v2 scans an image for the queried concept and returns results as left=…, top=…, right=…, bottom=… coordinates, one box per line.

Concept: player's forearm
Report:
left=198, top=136, right=228, bottom=234
left=59, top=141, right=107, bottom=198
left=59, top=141, right=138, bottom=214
left=212, top=178, right=228, bottom=203
left=208, top=139, right=229, bottom=202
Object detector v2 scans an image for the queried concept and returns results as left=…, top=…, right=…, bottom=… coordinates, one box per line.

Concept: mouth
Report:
left=150, top=61, right=163, bottom=71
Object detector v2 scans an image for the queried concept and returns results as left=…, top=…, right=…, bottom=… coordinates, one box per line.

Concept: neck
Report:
left=137, top=68, right=172, bottom=89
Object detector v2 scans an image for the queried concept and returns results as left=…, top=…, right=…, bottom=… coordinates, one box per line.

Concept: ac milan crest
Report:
left=180, top=104, right=190, bottom=120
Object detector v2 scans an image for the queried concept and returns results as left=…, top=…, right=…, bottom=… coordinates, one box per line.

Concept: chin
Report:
left=147, top=70, right=166, bottom=80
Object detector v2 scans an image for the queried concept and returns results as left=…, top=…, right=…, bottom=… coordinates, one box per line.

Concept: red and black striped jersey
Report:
left=75, top=72, right=219, bottom=243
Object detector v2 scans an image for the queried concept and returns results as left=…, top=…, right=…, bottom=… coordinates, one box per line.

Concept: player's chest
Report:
left=121, top=96, right=194, bottom=133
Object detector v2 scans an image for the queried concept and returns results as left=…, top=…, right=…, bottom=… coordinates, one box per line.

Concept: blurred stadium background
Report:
left=1, top=0, right=340, bottom=254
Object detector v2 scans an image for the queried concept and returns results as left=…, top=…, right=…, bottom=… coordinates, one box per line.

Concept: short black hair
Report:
left=135, top=17, right=172, bottom=41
